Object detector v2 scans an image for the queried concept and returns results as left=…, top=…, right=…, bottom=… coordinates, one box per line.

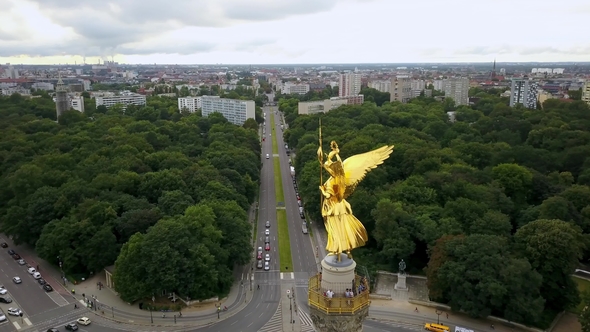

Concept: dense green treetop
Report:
left=0, top=93, right=260, bottom=300
left=282, top=93, right=590, bottom=326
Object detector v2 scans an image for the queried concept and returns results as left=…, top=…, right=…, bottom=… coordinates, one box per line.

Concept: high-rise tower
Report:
left=55, top=73, right=69, bottom=119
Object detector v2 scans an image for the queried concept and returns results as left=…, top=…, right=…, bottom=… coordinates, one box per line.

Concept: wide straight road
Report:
left=194, top=108, right=282, bottom=332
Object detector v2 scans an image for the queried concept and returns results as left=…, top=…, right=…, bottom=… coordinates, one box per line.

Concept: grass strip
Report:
left=271, top=113, right=292, bottom=272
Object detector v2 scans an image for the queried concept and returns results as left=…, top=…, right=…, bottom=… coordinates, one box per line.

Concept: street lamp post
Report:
left=435, top=309, right=443, bottom=324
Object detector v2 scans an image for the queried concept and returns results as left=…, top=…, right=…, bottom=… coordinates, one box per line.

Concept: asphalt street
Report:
left=0, top=108, right=415, bottom=332
left=0, top=239, right=69, bottom=332
left=193, top=107, right=281, bottom=332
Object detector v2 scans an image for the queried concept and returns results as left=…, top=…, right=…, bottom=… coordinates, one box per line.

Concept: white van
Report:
left=33, top=272, right=41, bottom=279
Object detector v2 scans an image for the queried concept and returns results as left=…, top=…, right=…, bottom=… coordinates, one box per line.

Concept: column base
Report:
left=309, top=305, right=369, bottom=332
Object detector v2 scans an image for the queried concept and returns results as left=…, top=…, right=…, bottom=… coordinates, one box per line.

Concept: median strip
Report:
left=271, top=113, right=293, bottom=272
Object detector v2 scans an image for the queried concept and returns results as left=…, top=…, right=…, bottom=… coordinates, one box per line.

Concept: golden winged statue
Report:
left=317, top=140, right=394, bottom=260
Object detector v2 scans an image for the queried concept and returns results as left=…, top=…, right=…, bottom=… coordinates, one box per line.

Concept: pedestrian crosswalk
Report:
left=299, top=310, right=315, bottom=332
left=258, top=302, right=283, bottom=332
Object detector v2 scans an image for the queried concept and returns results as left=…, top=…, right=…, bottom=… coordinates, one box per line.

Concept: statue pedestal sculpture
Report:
left=309, top=254, right=369, bottom=332
left=394, top=273, right=408, bottom=291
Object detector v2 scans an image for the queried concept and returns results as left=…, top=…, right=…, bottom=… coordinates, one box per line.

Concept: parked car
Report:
left=33, top=272, right=42, bottom=280
left=43, top=284, right=53, bottom=292
left=7, top=308, right=22, bottom=316
left=12, top=254, right=20, bottom=260
left=27, top=267, right=36, bottom=274
left=0, top=287, right=7, bottom=295
left=38, top=278, right=46, bottom=285
left=0, top=309, right=6, bottom=322
left=0, top=296, right=12, bottom=303
left=7, top=249, right=15, bottom=255
left=0, top=243, right=7, bottom=248
left=46, top=328, right=59, bottom=332
left=17, top=259, right=25, bottom=265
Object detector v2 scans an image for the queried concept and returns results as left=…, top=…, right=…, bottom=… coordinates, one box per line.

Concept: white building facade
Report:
left=178, top=97, right=202, bottom=113
left=201, top=96, right=255, bottom=126
left=281, top=82, right=310, bottom=95
left=581, top=81, right=590, bottom=106
left=368, top=80, right=391, bottom=93
left=95, top=92, right=147, bottom=108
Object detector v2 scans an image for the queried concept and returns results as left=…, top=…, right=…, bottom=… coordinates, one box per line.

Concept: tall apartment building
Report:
left=443, top=77, right=470, bottom=106
left=509, top=78, right=538, bottom=109
left=390, top=76, right=412, bottom=103
left=339, top=73, right=362, bottom=97
left=178, top=96, right=202, bottom=113
left=368, top=80, right=391, bottom=93
left=582, top=81, right=590, bottom=106
left=95, top=92, right=147, bottom=109
left=433, top=80, right=445, bottom=91
left=411, top=80, right=426, bottom=91
left=281, top=82, right=310, bottom=95
left=201, top=96, right=255, bottom=126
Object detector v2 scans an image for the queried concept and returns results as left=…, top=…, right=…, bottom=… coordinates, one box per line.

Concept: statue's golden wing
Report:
left=342, top=145, right=394, bottom=199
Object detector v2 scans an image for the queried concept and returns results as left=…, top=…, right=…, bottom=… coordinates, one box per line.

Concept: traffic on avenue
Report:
left=0, top=106, right=414, bottom=332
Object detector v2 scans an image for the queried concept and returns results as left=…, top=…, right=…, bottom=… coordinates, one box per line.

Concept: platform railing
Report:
left=307, top=274, right=370, bottom=315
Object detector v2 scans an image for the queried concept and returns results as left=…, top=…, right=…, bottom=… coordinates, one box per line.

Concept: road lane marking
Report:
left=23, top=318, right=31, bottom=325
left=12, top=322, right=20, bottom=329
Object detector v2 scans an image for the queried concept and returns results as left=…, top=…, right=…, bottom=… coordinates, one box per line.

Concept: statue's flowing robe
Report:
left=321, top=160, right=368, bottom=254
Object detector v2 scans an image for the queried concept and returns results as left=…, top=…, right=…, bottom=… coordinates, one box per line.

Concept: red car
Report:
left=265, top=243, right=270, bottom=251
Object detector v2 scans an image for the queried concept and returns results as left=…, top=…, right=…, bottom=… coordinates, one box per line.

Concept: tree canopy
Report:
left=0, top=93, right=259, bottom=301
left=282, top=93, right=590, bottom=327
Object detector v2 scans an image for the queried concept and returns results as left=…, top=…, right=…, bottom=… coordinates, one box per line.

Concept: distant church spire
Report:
left=491, top=58, right=497, bottom=80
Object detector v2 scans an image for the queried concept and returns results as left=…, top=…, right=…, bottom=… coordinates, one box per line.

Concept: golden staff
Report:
left=318, top=118, right=323, bottom=208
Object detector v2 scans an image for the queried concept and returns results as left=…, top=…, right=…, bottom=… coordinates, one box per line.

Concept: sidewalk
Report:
left=369, top=299, right=529, bottom=332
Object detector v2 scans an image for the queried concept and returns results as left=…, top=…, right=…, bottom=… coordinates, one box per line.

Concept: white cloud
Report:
left=0, top=0, right=589, bottom=64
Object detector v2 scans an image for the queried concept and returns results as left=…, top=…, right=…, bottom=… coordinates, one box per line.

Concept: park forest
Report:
left=0, top=93, right=262, bottom=303
left=281, top=89, right=590, bottom=328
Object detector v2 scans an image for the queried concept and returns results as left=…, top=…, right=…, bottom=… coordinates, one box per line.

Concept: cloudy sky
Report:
left=1, top=0, right=589, bottom=65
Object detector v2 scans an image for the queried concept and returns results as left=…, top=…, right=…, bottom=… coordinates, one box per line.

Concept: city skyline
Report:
left=1, top=0, right=589, bottom=65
